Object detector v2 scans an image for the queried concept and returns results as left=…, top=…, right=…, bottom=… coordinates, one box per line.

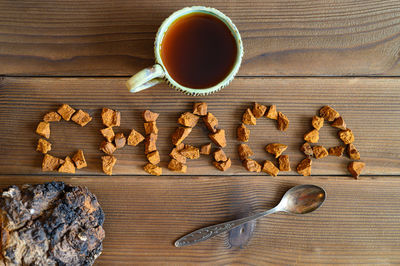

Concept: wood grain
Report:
left=1, top=76, right=399, bottom=176
left=1, top=0, right=400, bottom=76
left=0, top=175, right=399, bottom=264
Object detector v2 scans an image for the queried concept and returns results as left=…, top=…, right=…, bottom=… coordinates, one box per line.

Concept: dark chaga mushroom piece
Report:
left=0, top=181, right=105, bottom=266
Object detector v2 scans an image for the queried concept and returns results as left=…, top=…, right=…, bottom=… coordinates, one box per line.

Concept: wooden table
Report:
left=1, top=0, right=400, bottom=264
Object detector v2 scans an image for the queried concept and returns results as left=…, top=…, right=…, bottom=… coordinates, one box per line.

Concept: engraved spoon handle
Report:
left=175, top=207, right=279, bottom=247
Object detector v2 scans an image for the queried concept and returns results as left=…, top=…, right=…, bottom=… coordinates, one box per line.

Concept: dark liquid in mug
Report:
left=160, top=12, right=238, bottom=89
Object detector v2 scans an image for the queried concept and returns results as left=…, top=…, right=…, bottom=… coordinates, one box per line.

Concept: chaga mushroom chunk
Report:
left=328, top=146, right=345, bottom=157
left=312, top=116, right=324, bottom=130
left=203, top=113, right=218, bottom=133
left=36, top=138, right=52, bottom=154
left=242, top=108, right=256, bottom=125
left=100, top=127, right=115, bottom=142
left=297, top=158, right=312, bottom=176
left=180, top=145, right=200, bottom=159
left=265, top=105, right=278, bottom=120
left=178, top=112, right=199, bottom=128
left=319, top=106, right=340, bottom=122
left=144, top=122, right=158, bottom=135
left=304, top=129, right=319, bottom=143
left=72, top=149, right=87, bottom=169
left=209, top=129, right=226, bottom=147
left=238, top=144, right=254, bottom=160
left=101, top=107, right=121, bottom=127
left=300, top=142, right=313, bottom=157
left=237, top=123, right=250, bottom=142
left=71, top=109, right=92, bottom=127
left=143, top=163, right=162, bottom=176
left=252, top=103, right=267, bottom=118
left=200, top=143, right=212, bottom=155
left=277, top=112, right=289, bottom=131
left=43, top=112, right=61, bottom=122
left=114, top=133, right=126, bottom=149
left=313, top=146, right=328, bottom=159
left=142, top=110, right=159, bottom=122
left=36, top=122, right=50, bottom=139
left=0, top=182, right=105, bottom=265
left=242, top=159, right=261, bottom=172
left=57, top=104, right=76, bottom=121
left=278, top=155, right=291, bottom=171
left=168, top=159, right=187, bottom=173
left=171, top=127, right=192, bottom=145
left=127, top=129, right=145, bottom=146
left=193, top=102, right=207, bottom=116
left=265, top=143, right=288, bottom=158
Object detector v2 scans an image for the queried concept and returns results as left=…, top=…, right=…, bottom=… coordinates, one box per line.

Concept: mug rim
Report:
left=154, top=6, right=243, bottom=96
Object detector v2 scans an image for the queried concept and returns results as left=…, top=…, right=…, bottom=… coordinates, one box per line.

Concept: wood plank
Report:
left=1, top=0, right=400, bottom=76
left=0, top=175, right=399, bottom=264
left=1, top=77, right=399, bottom=176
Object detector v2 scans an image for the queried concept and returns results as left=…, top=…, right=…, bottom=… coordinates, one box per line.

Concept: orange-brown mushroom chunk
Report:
left=209, top=129, right=226, bottom=147
left=178, top=112, right=199, bottom=128
left=203, top=113, right=218, bottom=133
left=265, top=143, right=288, bottom=158
left=127, top=129, right=145, bottom=146
left=277, top=112, right=289, bottom=131
left=171, top=127, right=192, bottom=146
left=328, top=146, right=345, bottom=157
left=102, top=155, right=117, bottom=175
left=278, top=155, right=291, bottom=171
left=193, top=102, right=208, bottom=116
left=319, top=106, right=340, bottom=122
left=72, top=149, right=87, bottom=169
left=242, top=108, right=256, bottom=125
left=101, top=107, right=120, bottom=127
left=142, top=110, right=159, bottom=122
left=242, top=159, right=261, bottom=172
left=36, top=122, right=50, bottom=139
left=36, top=139, right=52, bottom=154
left=71, top=109, right=92, bottom=127
left=143, top=163, right=162, bottom=176
left=43, top=112, right=61, bottom=122
left=237, top=123, right=250, bottom=142
left=213, top=158, right=231, bottom=171
left=252, top=103, right=267, bottom=118
left=57, top=104, right=76, bottom=121
left=296, top=158, right=312, bottom=176
left=262, top=160, right=279, bottom=176
left=348, top=161, right=365, bottom=178
left=58, top=156, right=76, bottom=174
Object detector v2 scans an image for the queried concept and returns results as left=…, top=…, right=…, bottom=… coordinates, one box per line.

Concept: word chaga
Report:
left=298, top=106, right=365, bottom=178
left=169, top=102, right=231, bottom=173
left=34, top=103, right=365, bottom=178
left=237, top=103, right=290, bottom=176
left=35, top=104, right=91, bottom=174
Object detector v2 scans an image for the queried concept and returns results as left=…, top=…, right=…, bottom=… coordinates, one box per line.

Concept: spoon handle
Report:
left=175, top=207, right=278, bottom=247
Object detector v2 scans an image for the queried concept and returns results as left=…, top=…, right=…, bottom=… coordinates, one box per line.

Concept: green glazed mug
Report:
left=126, top=6, right=243, bottom=96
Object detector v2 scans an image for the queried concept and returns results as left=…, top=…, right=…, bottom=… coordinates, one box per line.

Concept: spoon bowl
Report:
left=279, top=184, right=326, bottom=214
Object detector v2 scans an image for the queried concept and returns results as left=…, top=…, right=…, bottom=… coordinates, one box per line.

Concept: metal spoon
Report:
left=175, top=184, right=326, bottom=247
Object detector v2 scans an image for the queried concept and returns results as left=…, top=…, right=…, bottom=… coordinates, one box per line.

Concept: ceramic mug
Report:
left=126, top=6, right=243, bottom=96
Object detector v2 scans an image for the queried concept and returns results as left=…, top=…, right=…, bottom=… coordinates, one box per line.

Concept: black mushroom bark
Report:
left=0, top=181, right=105, bottom=265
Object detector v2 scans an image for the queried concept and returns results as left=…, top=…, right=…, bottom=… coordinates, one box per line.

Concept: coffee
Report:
left=160, top=12, right=237, bottom=89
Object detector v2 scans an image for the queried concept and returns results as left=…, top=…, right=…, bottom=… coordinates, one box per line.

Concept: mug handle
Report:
left=126, top=64, right=165, bottom=93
